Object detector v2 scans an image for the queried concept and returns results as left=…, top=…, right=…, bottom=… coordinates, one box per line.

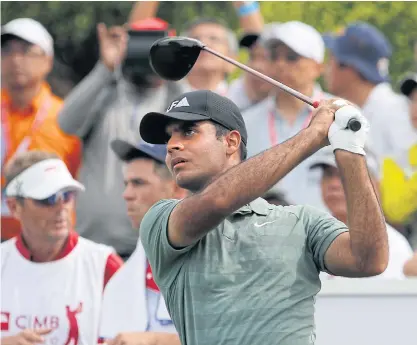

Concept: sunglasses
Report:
left=269, top=50, right=301, bottom=63
left=32, top=191, right=75, bottom=207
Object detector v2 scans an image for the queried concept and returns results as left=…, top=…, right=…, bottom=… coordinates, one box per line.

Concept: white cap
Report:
left=5, top=159, right=85, bottom=200
left=2, top=18, right=54, bottom=56
left=259, top=22, right=282, bottom=43
left=263, top=21, right=325, bottom=63
left=309, top=146, right=380, bottom=179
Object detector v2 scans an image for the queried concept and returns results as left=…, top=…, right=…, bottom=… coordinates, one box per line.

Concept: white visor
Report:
left=5, top=159, right=85, bottom=200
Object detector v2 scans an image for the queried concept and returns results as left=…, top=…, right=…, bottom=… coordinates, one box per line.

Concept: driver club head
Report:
left=149, top=36, right=205, bottom=81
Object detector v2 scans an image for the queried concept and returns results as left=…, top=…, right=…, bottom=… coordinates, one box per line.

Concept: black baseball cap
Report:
left=399, top=73, right=417, bottom=97
left=139, top=90, right=248, bottom=146
left=111, top=139, right=167, bottom=163
left=239, top=32, right=260, bottom=49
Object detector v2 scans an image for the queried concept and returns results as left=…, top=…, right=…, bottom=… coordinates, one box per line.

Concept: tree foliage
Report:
left=2, top=1, right=416, bottom=96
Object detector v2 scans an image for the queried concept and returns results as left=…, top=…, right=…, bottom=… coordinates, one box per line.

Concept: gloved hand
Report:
left=328, top=100, right=370, bottom=155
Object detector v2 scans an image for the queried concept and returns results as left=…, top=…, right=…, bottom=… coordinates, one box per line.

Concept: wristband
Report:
left=237, top=1, right=260, bottom=17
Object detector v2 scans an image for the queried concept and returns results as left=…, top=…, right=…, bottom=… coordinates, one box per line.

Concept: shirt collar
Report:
left=231, top=198, right=271, bottom=216
left=16, top=231, right=79, bottom=261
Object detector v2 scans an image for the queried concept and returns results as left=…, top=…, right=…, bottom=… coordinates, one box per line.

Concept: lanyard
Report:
left=1, top=95, right=52, bottom=170
left=268, top=95, right=323, bottom=146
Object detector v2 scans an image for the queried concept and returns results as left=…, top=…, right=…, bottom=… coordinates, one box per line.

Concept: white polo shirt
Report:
left=363, top=83, right=417, bottom=171
left=0, top=232, right=120, bottom=344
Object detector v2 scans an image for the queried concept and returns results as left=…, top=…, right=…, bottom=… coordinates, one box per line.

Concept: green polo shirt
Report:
left=140, top=197, right=348, bottom=345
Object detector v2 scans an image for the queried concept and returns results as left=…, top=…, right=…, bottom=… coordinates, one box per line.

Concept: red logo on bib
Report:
left=64, top=302, right=83, bottom=345
left=1, top=311, right=10, bottom=331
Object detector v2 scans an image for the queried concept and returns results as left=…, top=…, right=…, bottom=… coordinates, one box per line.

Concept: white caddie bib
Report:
left=1, top=237, right=113, bottom=345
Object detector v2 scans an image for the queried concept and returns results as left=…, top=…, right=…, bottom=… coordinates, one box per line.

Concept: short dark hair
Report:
left=124, top=156, right=172, bottom=181
left=212, top=122, right=247, bottom=161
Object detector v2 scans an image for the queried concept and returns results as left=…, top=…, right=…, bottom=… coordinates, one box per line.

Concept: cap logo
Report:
left=45, top=166, right=57, bottom=172
left=166, top=97, right=190, bottom=112
left=377, top=58, right=389, bottom=78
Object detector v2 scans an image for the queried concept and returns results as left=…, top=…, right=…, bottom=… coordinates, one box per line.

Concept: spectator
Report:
left=1, top=18, right=82, bottom=241
left=99, top=140, right=186, bottom=345
left=310, top=146, right=413, bottom=279
left=262, top=186, right=290, bottom=206
left=403, top=252, right=417, bottom=277
left=380, top=73, right=417, bottom=248
left=242, top=21, right=329, bottom=210
left=181, top=18, right=238, bottom=95
left=227, top=23, right=279, bottom=110
left=58, top=18, right=186, bottom=259
left=1, top=151, right=123, bottom=344
left=323, top=22, right=416, bottom=166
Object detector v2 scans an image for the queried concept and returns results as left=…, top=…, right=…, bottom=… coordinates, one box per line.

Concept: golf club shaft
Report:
left=203, top=46, right=317, bottom=107
left=202, top=46, right=361, bottom=132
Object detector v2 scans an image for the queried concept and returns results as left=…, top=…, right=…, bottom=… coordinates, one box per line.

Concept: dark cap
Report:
left=399, top=73, right=417, bottom=97
left=323, top=22, right=392, bottom=84
left=239, top=33, right=260, bottom=49
left=139, top=90, right=248, bottom=145
left=111, top=139, right=167, bottom=163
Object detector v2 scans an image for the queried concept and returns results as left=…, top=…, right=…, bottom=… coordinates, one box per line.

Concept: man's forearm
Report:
left=128, top=1, right=160, bottom=25
left=233, top=1, right=264, bottom=34
left=170, top=128, right=322, bottom=245
left=153, top=333, right=181, bottom=345
left=335, top=150, right=389, bottom=273
left=58, top=62, right=113, bottom=138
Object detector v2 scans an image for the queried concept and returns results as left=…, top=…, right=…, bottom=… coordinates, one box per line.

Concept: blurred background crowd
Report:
left=1, top=0, right=417, bottom=275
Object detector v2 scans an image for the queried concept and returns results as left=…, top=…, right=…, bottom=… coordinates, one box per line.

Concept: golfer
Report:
left=138, top=90, right=388, bottom=345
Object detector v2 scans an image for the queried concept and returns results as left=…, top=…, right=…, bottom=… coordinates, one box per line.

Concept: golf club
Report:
left=149, top=36, right=361, bottom=132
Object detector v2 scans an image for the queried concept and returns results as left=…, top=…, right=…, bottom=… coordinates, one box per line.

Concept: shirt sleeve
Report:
left=140, top=199, right=197, bottom=289
left=302, top=205, right=349, bottom=272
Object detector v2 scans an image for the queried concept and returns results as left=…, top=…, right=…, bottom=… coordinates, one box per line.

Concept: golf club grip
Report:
left=347, top=118, right=361, bottom=132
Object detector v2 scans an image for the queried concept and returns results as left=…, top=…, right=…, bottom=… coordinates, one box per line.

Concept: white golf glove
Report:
left=328, top=100, right=370, bottom=155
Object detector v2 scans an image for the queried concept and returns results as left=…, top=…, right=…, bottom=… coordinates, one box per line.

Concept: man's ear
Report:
left=225, top=130, right=241, bottom=157
left=6, top=197, right=23, bottom=220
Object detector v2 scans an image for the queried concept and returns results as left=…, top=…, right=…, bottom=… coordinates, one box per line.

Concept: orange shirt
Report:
left=1, top=83, right=82, bottom=239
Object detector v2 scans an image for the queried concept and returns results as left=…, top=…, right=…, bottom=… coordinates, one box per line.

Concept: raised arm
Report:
left=324, top=104, right=389, bottom=277
left=233, top=1, right=264, bottom=34
left=128, top=1, right=160, bottom=25
left=58, top=25, right=127, bottom=138
left=168, top=101, right=340, bottom=248
left=324, top=151, right=388, bottom=277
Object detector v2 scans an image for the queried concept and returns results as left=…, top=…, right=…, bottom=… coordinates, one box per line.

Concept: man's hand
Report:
left=328, top=101, right=370, bottom=155
left=97, top=23, right=128, bottom=71
left=106, top=332, right=180, bottom=345
left=1, top=329, right=52, bottom=345
left=308, top=99, right=348, bottom=149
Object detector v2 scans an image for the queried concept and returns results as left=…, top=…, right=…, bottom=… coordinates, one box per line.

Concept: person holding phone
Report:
left=58, top=18, right=188, bottom=260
